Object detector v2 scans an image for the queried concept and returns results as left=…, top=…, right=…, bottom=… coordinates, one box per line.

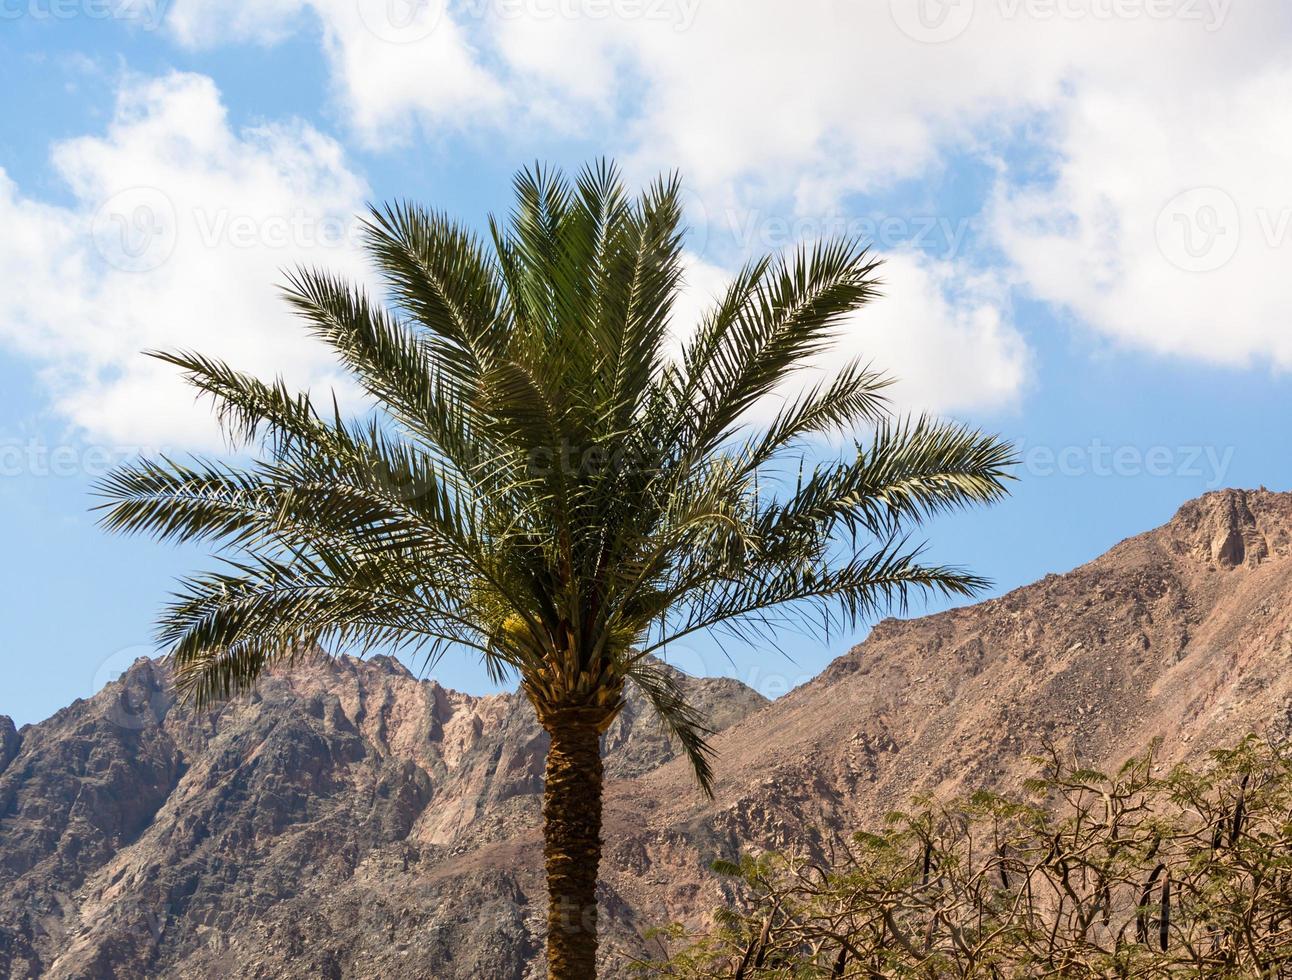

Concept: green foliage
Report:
left=95, top=160, right=1015, bottom=794
left=640, top=736, right=1292, bottom=977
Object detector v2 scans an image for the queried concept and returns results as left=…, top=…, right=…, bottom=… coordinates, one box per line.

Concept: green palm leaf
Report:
left=96, top=159, right=1015, bottom=980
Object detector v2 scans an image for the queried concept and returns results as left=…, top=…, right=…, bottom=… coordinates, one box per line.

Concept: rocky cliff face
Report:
left=0, top=716, right=17, bottom=773
left=3, top=489, right=1291, bottom=978
left=0, top=654, right=765, bottom=979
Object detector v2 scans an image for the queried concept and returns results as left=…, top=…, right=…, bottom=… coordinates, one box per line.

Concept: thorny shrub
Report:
left=638, top=737, right=1292, bottom=977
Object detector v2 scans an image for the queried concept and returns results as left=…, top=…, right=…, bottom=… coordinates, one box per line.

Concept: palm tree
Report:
left=96, top=161, right=1014, bottom=979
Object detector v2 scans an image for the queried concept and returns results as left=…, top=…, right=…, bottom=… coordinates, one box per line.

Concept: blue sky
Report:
left=2, top=0, right=1290, bottom=726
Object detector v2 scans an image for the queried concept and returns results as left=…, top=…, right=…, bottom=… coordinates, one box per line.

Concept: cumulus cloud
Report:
left=18, top=0, right=1292, bottom=446
left=670, top=249, right=1028, bottom=426
left=0, top=72, right=371, bottom=448
left=991, top=52, right=1292, bottom=368
left=169, top=0, right=1052, bottom=194
left=0, top=67, right=1024, bottom=455
left=167, top=0, right=506, bottom=145
left=840, top=251, right=1028, bottom=416
left=163, top=1, right=1276, bottom=194
left=163, top=0, right=1292, bottom=373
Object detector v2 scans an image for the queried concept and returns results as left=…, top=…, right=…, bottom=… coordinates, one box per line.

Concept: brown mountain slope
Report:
left=643, top=485, right=1292, bottom=826
left=441, top=487, right=1292, bottom=974
left=0, top=657, right=764, bottom=979
left=2, top=488, right=1291, bottom=978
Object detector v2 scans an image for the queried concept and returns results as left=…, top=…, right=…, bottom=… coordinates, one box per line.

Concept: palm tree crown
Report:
left=96, top=160, right=1014, bottom=978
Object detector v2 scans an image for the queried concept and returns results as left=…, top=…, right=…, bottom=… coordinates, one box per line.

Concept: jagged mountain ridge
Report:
left=2, top=488, right=1291, bottom=978
left=0, top=654, right=765, bottom=979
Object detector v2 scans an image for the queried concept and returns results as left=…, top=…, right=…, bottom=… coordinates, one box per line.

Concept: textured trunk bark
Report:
left=542, top=719, right=603, bottom=979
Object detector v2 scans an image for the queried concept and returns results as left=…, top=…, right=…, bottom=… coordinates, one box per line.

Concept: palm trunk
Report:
left=542, top=718, right=603, bottom=979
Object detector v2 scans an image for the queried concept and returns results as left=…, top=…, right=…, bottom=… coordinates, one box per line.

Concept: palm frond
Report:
left=361, top=200, right=509, bottom=374
left=161, top=553, right=484, bottom=706
left=653, top=533, right=987, bottom=650
left=768, top=416, right=1018, bottom=540
left=626, top=658, right=718, bottom=796
left=674, top=240, right=883, bottom=458
left=98, top=161, right=1015, bottom=804
left=279, top=267, right=486, bottom=480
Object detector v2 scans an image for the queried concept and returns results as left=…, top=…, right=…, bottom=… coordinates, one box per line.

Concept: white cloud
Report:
left=164, top=0, right=1292, bottom=373
left=842, top=252, right=1027, bottom=415
left=15, top=0, right=1292, bottom=448
left=170, top=0, right=1042, bottom=193
left=163, top=1, right=1271, bottom=190
left=992, top=60, right=1292, bottom=369
left=0, top=66, right=1025, bottom=456
left=167, top=0, right=507, bottom=146
left=670, top=249, right=1028, bottom=424
left=0, top=72, right=371, bottom=448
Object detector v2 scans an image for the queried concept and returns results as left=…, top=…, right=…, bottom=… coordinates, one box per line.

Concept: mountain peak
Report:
left=5, top=491, right=1292, bottom=977
left=1165, top=487, right=1292, bottom=568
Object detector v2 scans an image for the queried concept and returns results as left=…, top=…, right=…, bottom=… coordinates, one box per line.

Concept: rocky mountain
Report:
left=0, top=653, right=764, bottom=979
left=3, top=488, right=1291, bottom=978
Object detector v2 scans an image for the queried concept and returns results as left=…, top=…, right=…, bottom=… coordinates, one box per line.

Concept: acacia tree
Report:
left=644, top=737, right=1292, bottom=977
left=96, top=161, right=1014, bottom=979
